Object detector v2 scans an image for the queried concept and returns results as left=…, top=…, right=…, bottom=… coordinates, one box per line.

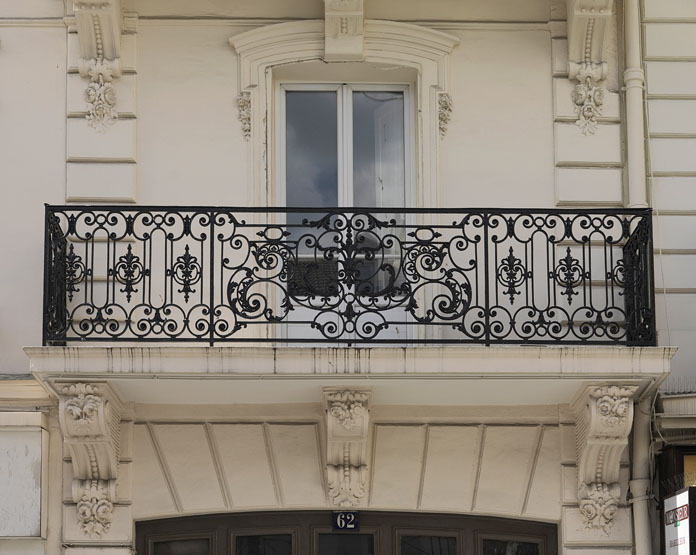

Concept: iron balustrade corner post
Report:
left=43, top=205, right=68, bottom=346
left=623, top=209, right=656, bottom=346
left=42, top=204, right=50, bottom=346
left=646, top=209, right=657, bottom=346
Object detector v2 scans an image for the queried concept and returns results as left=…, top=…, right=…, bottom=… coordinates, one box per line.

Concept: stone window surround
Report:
left=228, top=20, right=459, bottom=210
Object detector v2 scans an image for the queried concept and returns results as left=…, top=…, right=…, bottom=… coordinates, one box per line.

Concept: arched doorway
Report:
left=136, top=511, right=557, bottom=555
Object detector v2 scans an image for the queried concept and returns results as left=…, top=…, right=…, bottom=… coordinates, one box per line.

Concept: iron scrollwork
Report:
left=42, top=206, right=656, bottom=346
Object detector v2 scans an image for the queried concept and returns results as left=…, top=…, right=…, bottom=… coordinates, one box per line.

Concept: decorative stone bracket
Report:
left=58, top=382, right=123, bottom=538
left=323, top=387, right=371, bottom=507
left=73, top=0, right=124, bottom=131
left=323, top=0, right=364, bottom=62
left=566, top=0, right=614, bottom=134
left=573, top=384, right=638, bottom=531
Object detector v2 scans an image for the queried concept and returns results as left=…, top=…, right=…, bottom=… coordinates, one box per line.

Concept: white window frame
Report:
left=275, top=82, right=416, bottom=209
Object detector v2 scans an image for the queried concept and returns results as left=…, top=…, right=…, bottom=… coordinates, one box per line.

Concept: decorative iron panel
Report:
left=42, top=206, right=656, bottom=346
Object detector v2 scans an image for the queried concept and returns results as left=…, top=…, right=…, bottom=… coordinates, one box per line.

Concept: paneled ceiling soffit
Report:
left=572, top=383, right=638, bottom=532
left=566, top=0, right=614, bottom=135
left=71, top=1, right=131, bottom=131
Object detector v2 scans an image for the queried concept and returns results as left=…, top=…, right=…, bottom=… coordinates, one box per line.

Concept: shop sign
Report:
left=665, top=488, right=694, bottom=555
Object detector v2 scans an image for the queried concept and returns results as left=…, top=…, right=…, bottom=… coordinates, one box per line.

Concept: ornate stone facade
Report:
left=323, top=387, right=371, bottom=508
left=573, top=384, right=638, bottom=531
left=58, top=382, right=122, bottom=538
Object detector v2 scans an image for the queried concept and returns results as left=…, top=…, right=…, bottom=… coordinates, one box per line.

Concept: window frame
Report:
left=275, top=82, right=416, bottom=210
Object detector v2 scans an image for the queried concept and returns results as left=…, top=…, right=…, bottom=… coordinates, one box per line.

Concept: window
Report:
left=278, top=83, right=413, bottom=314
left=279, top=83, right=411, bottom=211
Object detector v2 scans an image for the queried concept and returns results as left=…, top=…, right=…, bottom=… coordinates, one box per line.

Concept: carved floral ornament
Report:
left=73, top=0, right=123, bottom=132
left=59, top=382, right=122, bottom=538
left=573, top=383, right=638, bottom=532
left=566, top=0, right=614, bottom=135
left=324, top=388, right=371, bottom=508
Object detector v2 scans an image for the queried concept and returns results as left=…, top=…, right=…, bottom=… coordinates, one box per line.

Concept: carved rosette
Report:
left=324, top=388, right=371, bottom=507
left=438, top=92, right=453, bottom=137
left=573, top=384, right=638, bottom=531
left=571, top=65, right=605, bottom=135
left=84, top=59, right=118, bottom=131
left=59, top=382, right=122, bottom=538
left=237, top=92, right=251, bottom=141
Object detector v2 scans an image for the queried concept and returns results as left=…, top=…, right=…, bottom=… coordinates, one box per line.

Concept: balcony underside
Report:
left=25, top=345, right=675, bottom=407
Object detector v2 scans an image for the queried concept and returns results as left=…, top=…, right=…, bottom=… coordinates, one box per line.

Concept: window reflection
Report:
left=318, top=533, right=374, bottom=555
left=153, top=538, right=210, bottom=555
left=401, top=535, right=456, bottom=555
left=482, top=539, right=540, bottom=555
left=236, top=534, right=292, bottom=555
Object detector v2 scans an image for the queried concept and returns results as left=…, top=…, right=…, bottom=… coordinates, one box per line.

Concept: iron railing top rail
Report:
left=45, top=204, right=652, bottom=215
left=43, top=205, right=656, bottom=347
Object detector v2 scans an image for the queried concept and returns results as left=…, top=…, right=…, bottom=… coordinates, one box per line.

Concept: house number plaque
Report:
left=332, top=511, right=359, bottom=531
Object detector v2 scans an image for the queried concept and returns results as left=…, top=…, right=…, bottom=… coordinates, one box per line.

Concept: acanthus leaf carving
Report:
left=63, top=382, right=102, bottom=424
left=573, top=383, right=638, bottom=532
left=59, top=382, right=122, bottom=538
left=438, top=92, right=453, bottom=137
left=324, top=387, right=371, bottom=508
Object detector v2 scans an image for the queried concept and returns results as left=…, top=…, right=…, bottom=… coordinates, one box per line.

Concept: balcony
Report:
left=42, top=205, right=656, bottom=346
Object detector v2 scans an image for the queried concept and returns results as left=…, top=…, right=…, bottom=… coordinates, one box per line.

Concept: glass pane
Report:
left=352, top=91, right=404, bottom=208
left=285, top=90, right=338, bottom=218
left=482, top=539, right=540, bottom=555
left=153, top=538, right=209, bottom=555
left=401, top=535, right=456, bottom=555
left=318, top=533, right=374, bottom=555
left=236, top=534, right=292, bottom=555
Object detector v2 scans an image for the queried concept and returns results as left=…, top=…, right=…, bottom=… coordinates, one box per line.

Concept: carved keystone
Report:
left=323, top=0, right=364, bottom=61
left=323, top=387, right=371, bottom=507
left=572, top=384, right=638, bottom=531
left=59, top=382, right=123, bottom=538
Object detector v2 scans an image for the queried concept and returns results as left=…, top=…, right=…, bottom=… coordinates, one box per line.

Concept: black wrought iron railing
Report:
left=43, top=205, right=656, bottom=346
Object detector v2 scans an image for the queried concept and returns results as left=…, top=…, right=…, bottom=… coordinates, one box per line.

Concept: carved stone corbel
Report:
left=323, top=0, right=364, bottom=62
left=566, top=0, right=614, bottom=134
left=73, top=1, right=123, bottom=131
left=323, top=387, right=371, bottom=507
left=573, top=384, right=638, bottom=531
left=59, top=382, right=123, bottom=538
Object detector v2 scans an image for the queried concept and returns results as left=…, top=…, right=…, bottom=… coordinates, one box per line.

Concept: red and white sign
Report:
left=665, top=490, right=691, bottom=555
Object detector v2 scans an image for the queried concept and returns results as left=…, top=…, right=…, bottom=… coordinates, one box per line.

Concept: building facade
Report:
left=0, top=0, right=693, bottom=554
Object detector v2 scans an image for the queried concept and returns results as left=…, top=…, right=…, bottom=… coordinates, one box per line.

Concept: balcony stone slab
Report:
left=25, top=345, right=676, bottom=407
